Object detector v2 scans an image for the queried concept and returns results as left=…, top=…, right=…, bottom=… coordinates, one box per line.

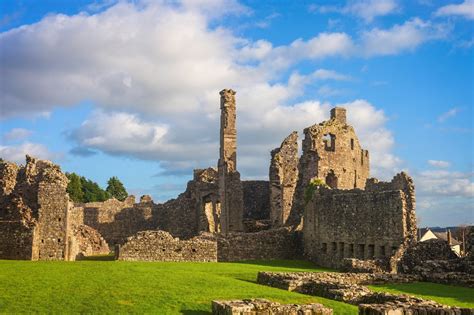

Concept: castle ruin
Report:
left=0, top=89, right=419, bottom=271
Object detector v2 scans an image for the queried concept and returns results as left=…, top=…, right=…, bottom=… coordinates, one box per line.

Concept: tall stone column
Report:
left=218, top=89, right=243, bottom=233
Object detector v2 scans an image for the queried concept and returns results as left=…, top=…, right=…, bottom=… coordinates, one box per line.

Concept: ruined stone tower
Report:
left=218, top=89, right=244, bottom=233
left=288, top=107, right=370, bottom=225
left=269, top=131, right=299, bottom=226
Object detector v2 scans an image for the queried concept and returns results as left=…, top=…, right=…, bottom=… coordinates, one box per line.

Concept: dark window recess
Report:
left=321, top=243, right=327, bottom=253
left=350, top=138, right=354, bottom=150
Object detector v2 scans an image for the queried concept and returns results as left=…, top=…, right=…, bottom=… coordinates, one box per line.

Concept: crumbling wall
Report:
left=303, top=173, right=416, bottom=270
left=81, top=195, right=156, bottom=246
left=69, top=224, right=110, bottom=259
left=289, top=107, right=370, bottom=225
left=217, top=227, right=301, bottom=261
left=117, top=230, right=217, bottom=262
left=269, top=131, right=299, bottom=226
left=0, top=156, right=71, bottom=260
left=0, top=221, right=35, bottom=259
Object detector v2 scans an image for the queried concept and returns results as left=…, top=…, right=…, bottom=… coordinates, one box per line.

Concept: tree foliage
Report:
left=66, top=172, right=110, bottom=203
left=106, top=176, right=128, bottom=201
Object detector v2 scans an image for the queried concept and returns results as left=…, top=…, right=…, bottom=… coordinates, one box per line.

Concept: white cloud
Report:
left=343, top=0, right=400, bottom=22
left=2, top=128, right=32, bottom=142
left=438, top=107, right=460, bottom=122
left=71, top=98, right=398, bottom=180
left=1, top=1, right=412, bottom=179
left=428, top=160, right=451, bottom=168
left=416, top=169, right=474, bottom=198
left=0, top=142, right=59, bottom=164
left=311, top=0, right=400, bottom=22
left=312, top=69, right=351, bottom=81
left=361, top=18, right=450, bottom=56
left=435, top=0, right=474, bottom=20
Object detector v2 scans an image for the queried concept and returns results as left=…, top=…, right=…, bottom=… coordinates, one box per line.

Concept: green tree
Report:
left=66, top=172, right=84, bottom=202
left=106, top=176, right=128, bottom=201
left=81, top=177, right=110, bottom=202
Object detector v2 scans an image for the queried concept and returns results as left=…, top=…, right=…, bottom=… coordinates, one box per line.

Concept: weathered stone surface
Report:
left=303, top=172, right=416, bottom=272
left=0, top=156, right=72, bottom=260
left=270, top=131, right=299, bottom=227
left=242, top=180, right=270, bottom=221
left=212, top=299, right=333, bottom=315
left=70, top=225, right=110, bottom=259
left=289, top=107, right=370, bottom=225
left=217, top=227, right=301, bottom=261
left=117, top=230, right=217, bottom=262
left=218, top=89, right=244, bottom=233
left=359, top=303, right=474, bottom=315
left=399, top=239, right=458, bottom=273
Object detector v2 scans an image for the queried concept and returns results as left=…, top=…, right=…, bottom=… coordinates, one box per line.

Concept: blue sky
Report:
left=0, top=0, right=473, bottom=227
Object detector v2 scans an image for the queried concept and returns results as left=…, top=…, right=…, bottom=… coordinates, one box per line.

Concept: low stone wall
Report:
left=117, top=230, right=217, bottom=262
left=342, top=258, right=387, bottom=273
left=257, top=272, right=473, bottom=314
left=217, top=227, right=301, bottom=261
left=212, top=299, right=332, bottom=315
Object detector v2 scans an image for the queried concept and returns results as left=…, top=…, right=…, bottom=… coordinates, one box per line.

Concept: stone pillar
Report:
left=269, top=131, right=299, bottom=226
left=218, top=89, right=244, bottom=233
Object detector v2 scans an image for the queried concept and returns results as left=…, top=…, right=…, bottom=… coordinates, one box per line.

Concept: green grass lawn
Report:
left=0, top=259, right=471, bottom=314
left=369, top=282, right=474, bottom=309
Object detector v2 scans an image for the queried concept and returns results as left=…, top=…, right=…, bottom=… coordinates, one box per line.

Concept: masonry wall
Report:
left=303, top=173, right=416, bottom=270
left=217, top=227, right=301, bottom=261
left=117, top=230, right=217, bottom=262
left=81, top=196, right=157, bottom=246
left=0, top=221, right=35, bottom=259
left=242, top=180, right=270, bottom=220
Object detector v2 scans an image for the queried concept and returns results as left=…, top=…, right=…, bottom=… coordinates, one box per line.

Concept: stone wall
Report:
left=80, top=196, right=157, bottom=246
left=0, top=221, right=35, bottom=259
left=216, top=227, right=301, bottom=261
left=269, top=131, right=299, bottom=226
left=242, top=180, right=270, bottom=220
left=117, top=230, right=217, bottom=262
left=257, top=272, right=473, bottom=314
left=303, top=173, right=416, bottom=271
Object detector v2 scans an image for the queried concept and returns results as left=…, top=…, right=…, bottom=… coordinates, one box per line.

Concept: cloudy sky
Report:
left=0, top=0, right=472, bottom=227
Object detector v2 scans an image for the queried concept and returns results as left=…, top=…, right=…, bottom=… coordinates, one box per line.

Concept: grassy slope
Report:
left=0, top=259, right=355, bottom=314
left=369, top=282, right=474, bottom=308
left=0, top=259, right=471, bottom=314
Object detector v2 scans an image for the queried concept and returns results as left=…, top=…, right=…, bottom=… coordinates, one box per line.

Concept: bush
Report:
left=304, top=178, right=328, bottom=205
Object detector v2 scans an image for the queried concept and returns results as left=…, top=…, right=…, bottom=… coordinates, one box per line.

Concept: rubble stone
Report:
left=212, top=299, right=333, bottom=315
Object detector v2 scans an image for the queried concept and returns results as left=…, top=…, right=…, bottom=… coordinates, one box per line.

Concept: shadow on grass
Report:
left=78, top=254, right=115, bottom=261
left=371, top=282, right=474, bottom=306
left=231, top=259, right=335, bottom=272
left=180, top=310, right=211, bottom=315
